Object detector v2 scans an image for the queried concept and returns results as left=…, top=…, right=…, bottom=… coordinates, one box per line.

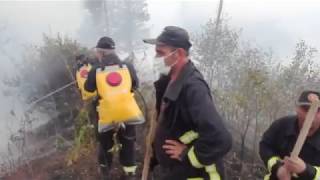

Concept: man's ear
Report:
left=177, top=48, right=186, bottom=57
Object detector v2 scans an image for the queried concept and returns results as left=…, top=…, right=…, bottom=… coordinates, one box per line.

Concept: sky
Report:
left=224, top=0, right=320, bottom=58
left=147, top=0, right=320, bottom=58
left=0, top=0, right=319, bottom=57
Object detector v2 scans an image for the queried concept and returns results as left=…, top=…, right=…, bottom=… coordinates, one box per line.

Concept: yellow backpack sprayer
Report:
left=96, top=64, right=145, bottom=133
left=76, top=64, right=97, bottom=100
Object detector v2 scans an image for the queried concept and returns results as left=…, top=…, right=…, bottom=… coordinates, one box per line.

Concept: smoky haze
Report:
left=0, top=2, right=84, bottom=166
left=1, top=1, right=318, bottom=55
left=0, top=0, right=319, bottom=170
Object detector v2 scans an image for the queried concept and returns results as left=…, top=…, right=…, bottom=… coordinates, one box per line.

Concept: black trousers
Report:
left=89, top=100, right=136, bottom=167
left=97, top=124, right=136, bottom=167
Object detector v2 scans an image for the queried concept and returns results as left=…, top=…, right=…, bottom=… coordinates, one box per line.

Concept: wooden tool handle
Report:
left=291, top=94, right=320, bottom=157
left=141, top=108, right=158, bottom=180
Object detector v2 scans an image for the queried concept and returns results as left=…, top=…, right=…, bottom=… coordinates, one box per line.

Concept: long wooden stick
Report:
left=291, top=95, right=320, bottom=157
left=141, top=107, right=158, bottom=180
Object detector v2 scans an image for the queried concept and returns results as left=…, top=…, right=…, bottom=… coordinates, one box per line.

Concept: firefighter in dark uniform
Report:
left=260, top=90, right=320, bottom=180
left=143, top=26, right=232, bottom=180
left=75, top=54, right=99, bottom=134
left=84, top=37, right=142, bottom=180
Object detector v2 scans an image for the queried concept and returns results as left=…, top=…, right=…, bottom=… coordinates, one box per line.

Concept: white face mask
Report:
left=153, top=50, right=177, bottom=76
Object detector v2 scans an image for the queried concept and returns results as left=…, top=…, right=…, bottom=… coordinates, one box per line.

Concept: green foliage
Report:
left=74, top=109, right=95, bottom=146
left=67, top=108, right=95, bottom=165
left=17, top=34, right=90, bottom=113
left=194, top=17, right=320, bottom=176
left=13, top=34, right=93, bottom=165
left=55, top=135, right=66, bottom=151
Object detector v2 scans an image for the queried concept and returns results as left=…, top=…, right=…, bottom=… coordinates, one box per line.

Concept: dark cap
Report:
left=75, top=54, right=85, bottom=61
left=96, top=36, right=115, bottom=49
left=143, top=26, right=192, bottom=51
left=297, top=90, right=320, bottom=106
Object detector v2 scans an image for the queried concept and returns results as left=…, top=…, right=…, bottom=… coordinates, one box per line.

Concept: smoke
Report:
left=0, top=0, right=319, bottom=168
left=0, top=1, right=85, bottom=161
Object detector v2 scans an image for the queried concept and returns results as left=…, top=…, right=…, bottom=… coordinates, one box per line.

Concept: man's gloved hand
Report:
left=283, top=156, right=306, bottom=174
left=308, top=93, right=319, bottom=102
left=277, top=165, right=291, bottom=180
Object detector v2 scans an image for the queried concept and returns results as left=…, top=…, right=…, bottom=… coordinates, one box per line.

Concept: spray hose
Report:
left=25, top=81, right=76, bottom=112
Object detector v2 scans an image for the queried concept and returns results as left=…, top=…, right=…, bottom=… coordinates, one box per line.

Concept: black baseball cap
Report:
left=96, top=36, right=115, bottom=49
left=75, top=54, right=85, bottom=61
left=297, top=90, right=320, bottom=106
left=143, top=26, right=192, bottom=51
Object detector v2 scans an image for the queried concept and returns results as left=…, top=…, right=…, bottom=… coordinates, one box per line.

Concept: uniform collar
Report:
left=163, top=61, right=196, bottom=101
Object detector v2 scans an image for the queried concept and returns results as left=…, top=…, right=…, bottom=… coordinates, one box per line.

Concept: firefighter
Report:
left=260, top=90, right=320, bottom=180
left=84, top=37, right=143, bottom=180
left=75, top=54, right=99, bottom=139
left=75, top=54, right=97, bottom=101
left=143, top=26, right=232, bottom=180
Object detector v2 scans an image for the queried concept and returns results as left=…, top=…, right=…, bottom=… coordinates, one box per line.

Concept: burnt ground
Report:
left=3, top=147, right=265, bottom=180
left=2, top=114, right=266, bottom=180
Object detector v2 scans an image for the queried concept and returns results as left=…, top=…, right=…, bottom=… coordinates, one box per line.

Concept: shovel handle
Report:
left=291, top=94, right=320, bottom=157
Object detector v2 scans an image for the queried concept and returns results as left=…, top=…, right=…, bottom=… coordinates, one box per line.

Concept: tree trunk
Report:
left=240, top=116, right=251, bottom=161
